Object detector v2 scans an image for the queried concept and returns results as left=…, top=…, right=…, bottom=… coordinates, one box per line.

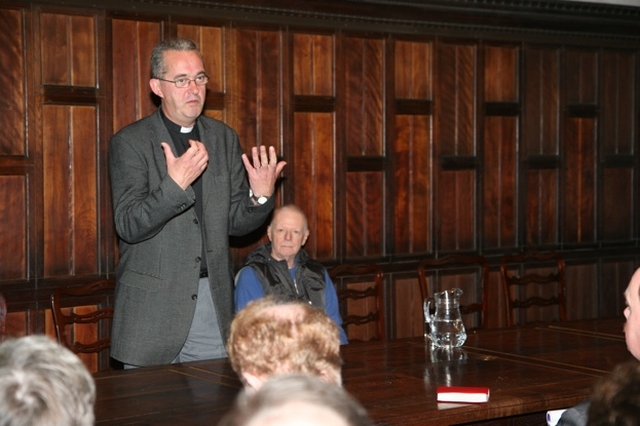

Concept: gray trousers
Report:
left=124, top=277, right=226, bottom=369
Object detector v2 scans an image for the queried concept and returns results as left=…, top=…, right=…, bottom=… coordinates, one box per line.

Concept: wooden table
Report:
left=94, top=319, right=633, bottom=425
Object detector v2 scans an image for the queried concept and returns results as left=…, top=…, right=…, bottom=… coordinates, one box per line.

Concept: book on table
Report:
left=436, top=386, right=490, bottom=403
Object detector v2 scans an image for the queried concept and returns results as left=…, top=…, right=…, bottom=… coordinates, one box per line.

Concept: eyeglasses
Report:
left=156, top=74, right=209, bottom=88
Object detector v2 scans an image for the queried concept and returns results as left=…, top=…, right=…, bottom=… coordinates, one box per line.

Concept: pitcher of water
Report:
left=424, top=288, right=467, bottom=348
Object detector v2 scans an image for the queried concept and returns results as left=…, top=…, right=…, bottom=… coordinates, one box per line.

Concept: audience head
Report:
left=227, top=296, right=342, bottom=390
left=587, top=360, right=640, bottom=426
left=624, top=268, right=640, bottom=360
left=219, top=374, right=373, bottom=426
left=0, top=335, right=96, bottom=426
left=267, top=205, right=310, bottom=268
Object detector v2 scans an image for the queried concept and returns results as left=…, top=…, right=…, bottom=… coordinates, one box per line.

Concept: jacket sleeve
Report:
left=109, top=131, right=195, bottom=244
left=234, top=266, right=266, bottom=313
left=324, top=271, right=349, bottom=345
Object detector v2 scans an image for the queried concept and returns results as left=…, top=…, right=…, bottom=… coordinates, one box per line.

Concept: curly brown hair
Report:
left=227, top=296, right=343, bottom=386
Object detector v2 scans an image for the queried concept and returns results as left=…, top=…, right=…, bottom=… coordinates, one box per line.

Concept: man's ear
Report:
left=149, top=78, right=164, bottom=98
left=242, top=372, right=265, bottom=391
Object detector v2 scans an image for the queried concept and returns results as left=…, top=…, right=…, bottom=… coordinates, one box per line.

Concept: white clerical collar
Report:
left=180, top=125, right=194, bottom=133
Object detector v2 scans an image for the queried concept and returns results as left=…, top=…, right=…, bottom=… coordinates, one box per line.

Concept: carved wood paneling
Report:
left=111, top=19, right=161, bottom=130
left=0, top=8, right=26, bottom=156
left=43, top=105, right=98, bottom=276
left=484, top=116, right=517, bottom=249
left=393, top=40, right=433, bottom=254
left=563, top=117, right=597, bottom=244
left=0, top=176, right=27, bottom=280
left=293, top=112, right=335, bottom=259
left=1, top=0, right=640, bottom=339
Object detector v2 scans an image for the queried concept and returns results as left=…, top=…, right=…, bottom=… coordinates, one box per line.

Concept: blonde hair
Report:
left=227, top=296, right=342, bottom=385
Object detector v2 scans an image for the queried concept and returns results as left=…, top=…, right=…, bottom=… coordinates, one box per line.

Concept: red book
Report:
left=437, top=386, right=490, bottom=403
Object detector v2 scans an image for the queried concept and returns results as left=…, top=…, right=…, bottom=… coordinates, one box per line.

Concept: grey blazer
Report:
left=108, top=109, right=273, bottom=366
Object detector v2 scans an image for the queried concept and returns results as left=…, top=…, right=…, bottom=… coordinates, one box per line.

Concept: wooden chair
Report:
left=0, top=292, right=6, bottom=341
left=51, top=279, right=116, bottom=371
left=500, top=251, right=567, bottom=327
left=418, top=254, right=491, bottom=330
left=327, top=263, right=385, bottom=341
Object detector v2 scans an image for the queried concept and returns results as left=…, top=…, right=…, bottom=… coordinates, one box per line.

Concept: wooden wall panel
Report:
left=342, top=36, right=384, bottom=258
left=484, top=45, right=518, bottom=102
left=345, top=171, right=384, bottom=257
left=392, top=275, right=423, bottom=338
left=231, top=29, right=282, bottom=150
left=523, top=46, right=560, bottom=245
left=344, top=37, right=383, bottom=156
left=393, top=115, right=432, bottom=254
left=565, top=263, right=598, bottom=320
left=526, top=169, right=558, bottom=245
left=565, top=49, right=598, bottom=105
left=523, top=47, right=560, bottom=155
left=438, top=171, right=476, bottom=251
left=599, top=259, right=636, bottom=317
left=563, top=118, right=596, bottom=244
left=293, top=33, right=334, bottom=96
left=601, top=51, right=635, bottom=155
left=484, top=117, right=517, bottom=249
left=43, top=105, right=98, bottom=276
left=71, top=106, right=98, bottom=274
left=437, top=43, right=476, bottom=156
left=291, top=32, right=336, bottom=259
left=600, top=51, right=635, bottom=242
left=436, top=42, right=477, bottom=251
left=602, top=169, right=633, bottom=241
left=395, top=40, right=432, bottom=99
left=43, top=105, right=71, bottom=276
left=0, top=8, right=26, bottom=156
left=178, top=25, right=225, bottom=94
left=0, top=176, right=27, bottom=280
left=393, top=40, right=433, bottom=254
left=2, top=0, right=640, bottom=340
left=40, top=13, right=95, bottom=86
left=293, top=112, right=335, bottom=259
left=111, top=19, right=161, bottom=131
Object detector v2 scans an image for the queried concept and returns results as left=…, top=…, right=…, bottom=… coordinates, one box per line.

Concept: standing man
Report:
left=108, top=37, right=286, bottom=367
left=234, top=205, right=348, bottom=344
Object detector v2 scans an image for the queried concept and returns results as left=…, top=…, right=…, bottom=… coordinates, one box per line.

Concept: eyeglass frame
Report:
left=155, top=74, right=209, bottom=88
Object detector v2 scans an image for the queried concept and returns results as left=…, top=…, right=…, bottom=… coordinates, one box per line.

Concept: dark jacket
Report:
left=109, top=109, right=273, bottom=366
left=244, top=243, right=326, bottom=308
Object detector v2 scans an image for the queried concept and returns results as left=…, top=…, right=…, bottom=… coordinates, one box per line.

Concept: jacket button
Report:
left=192, top=294, right=198, bottom=301
left=195, top=256, right=201, bottom=263
left=193, top=218, right=198, bottom=224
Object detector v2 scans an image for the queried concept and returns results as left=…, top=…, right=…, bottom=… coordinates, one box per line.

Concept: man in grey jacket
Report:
left=108, top=37, right=286, bottom=367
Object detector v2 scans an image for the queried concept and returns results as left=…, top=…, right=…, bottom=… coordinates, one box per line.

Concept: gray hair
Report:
left=150, top=37, right=203, bottom=78
left=0, top=335, right=96, bottom=426
left=220, top=374, right=373, bottom=426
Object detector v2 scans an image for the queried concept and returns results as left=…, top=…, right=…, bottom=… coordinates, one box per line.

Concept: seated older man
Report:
left=234, top=204, right=348, bottom=344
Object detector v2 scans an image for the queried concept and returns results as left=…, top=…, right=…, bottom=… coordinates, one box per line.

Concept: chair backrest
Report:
left=500, top=251, right=567, bottom=327
left=0, top=292, right=6, bottom=341
left=327, top=263, right=385, bottom=341
left=50, top=279, right=116, bottom=371
left=418, top=254, right=491, bottom=330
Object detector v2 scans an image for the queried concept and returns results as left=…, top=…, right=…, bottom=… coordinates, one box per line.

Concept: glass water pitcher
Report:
left=424, top=288, right=467, bottom=349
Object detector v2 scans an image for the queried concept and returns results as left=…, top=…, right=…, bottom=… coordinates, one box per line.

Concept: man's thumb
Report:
left=160, top=142, right=175, bottom=161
